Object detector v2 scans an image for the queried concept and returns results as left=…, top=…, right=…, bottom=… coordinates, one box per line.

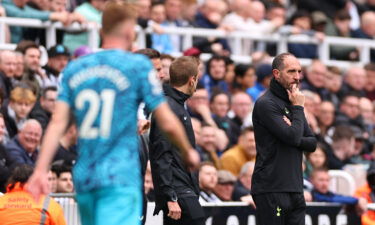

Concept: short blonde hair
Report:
left=101, top=1, right=138, bottom=35
left=10, top=87, right=36, bottom=104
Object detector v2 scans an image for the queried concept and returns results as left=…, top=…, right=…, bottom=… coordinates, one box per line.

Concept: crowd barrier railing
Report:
left=50, top=193, right=369, bottom=225
left=1, top=17, right=375, bottom=68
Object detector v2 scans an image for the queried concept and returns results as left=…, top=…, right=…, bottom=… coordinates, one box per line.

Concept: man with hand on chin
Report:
left=251, top=53, right=317, bottom=225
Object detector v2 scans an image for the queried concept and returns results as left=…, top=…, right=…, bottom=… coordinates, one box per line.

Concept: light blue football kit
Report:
left=58, top=49, right=165, bottom=225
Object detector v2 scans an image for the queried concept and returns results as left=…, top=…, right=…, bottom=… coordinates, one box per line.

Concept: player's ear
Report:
left=273, top=69, right=280, bottom=79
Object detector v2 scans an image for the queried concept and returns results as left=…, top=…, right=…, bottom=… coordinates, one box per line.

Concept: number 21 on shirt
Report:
left=75, top=89, right=115, bottom=139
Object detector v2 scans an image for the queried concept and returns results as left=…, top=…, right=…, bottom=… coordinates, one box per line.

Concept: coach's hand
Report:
left=287, top=84, right=305, bottom=106
left=167, top=201, right=182, bottom=220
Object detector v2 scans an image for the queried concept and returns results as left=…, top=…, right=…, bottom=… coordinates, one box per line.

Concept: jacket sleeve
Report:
left=149, top=117, right=177, bottom=201
left=298, top=116, right=317, bottom=152
left=7, top=146, right=27, bottom=169
left=256, top=99, right=305, bottom=147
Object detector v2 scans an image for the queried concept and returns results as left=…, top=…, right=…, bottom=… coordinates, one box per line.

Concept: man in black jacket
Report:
left=252, top=53, right=317, bottom=225
left=149, top=56, right=204, bottom=225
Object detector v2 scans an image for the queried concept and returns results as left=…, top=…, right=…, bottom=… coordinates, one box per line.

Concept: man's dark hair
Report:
left=169, top=56, right=199, bottom=87
left=51, top=164, right=73, bottom=178
left=6, top=164, right=34, bottom=191
left=206, top=55, right=226, bottom=72
left=332, top=125, right=354, bottom=142
left=41, top=86, right=58, bottom=98
left=234, top=64, right=254, bottom=78
left=341, top=93, right=359, bottom=106
left=210, top=90, right=230, bottom=105
left=161, top=54, right=175, bottom=61
left=135, top=48, right=161, bottom=59
left=272, top=52, right=295, bottom=70
left=15, top=40, right=40, bottom=55
left=240, top=126, right=254, bottom=136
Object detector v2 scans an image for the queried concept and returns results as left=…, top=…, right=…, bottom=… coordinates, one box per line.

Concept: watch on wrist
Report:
left=169, top=194, right=178, bottom=202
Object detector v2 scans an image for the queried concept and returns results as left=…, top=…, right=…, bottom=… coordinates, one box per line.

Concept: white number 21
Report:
left=75, top=89, right=115, bottom=139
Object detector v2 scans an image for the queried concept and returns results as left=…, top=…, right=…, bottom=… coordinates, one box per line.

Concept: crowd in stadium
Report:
left=1, top=0, right=375, bottom=224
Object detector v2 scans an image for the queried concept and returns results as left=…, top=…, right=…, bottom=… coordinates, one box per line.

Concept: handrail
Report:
left=1, top=17, right=374, bottom=68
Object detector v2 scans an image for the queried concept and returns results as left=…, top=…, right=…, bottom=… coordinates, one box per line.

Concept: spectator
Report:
left=213, top=170, right=236, bottom=201
left=316, top=101, right=335, bottom=142
left=17, top=41, right=44, bottom=95
left=359, top=97, right=374, bottom=136
left=53, top=112, right=77, bottom=164
left=220, top=127, right=256, bottom=176
left=300, top=60, right=328, bottom=98
left=325, top=9, right=358, bottom=61
left=340, top=67, right=367, bottom=98
left=6, top=119, right=42, bottom=169
left=310, top=168, right=367, bottom=214
left=335, top=94, right=366, bottom=133
left=286, top=11, right=322, bottom=59
left=364, top=63, right=375, bottom=101
left=248, top=1, right=284, bottom=51
left=324, top=66, right=343, bottom=109
left=354, top=161, right=375, bottom=225
left=163, top=0, right=185, bottom=53
left=199, top=55, right=229, bottom=96
left=0, top=114, right=11, bottom=193
left=135, top=48, right=166, bottom=83
left=305, top=145, right=328, bottom=178
left=180, top=0, right=198, bottom=25
left=2, top=0, right=70, bottom=43
left=25, top=0, right=85, bottom=46
left=210, top=91, right=238, bottom=146
left=196, top=124, right=222, bottom=168
left=47, top=169, right=57, bottom=193
left=232, top=161, right=255, bottom=203
left=63, top=0, right=104, bottom=51
left=296, top=1, right=346, bottom=19
left=149, top=3, right=173, bottom=54
left=199, top=162, right=221, bottom=202
left=247, top=63, right=272, bottom=101
left=232, top=64, right=256, bottom=94
left=73, top=45, right=93, bottom=59
left=352, top=11, right=375, bottom=62
left=1, top=87, right=36, bottom=139
left=29, top=86, right=58, bottom=131
left=0, top=165, right=67, bottom=225
left=0, top=50, right=16, bottom=101
left=229, top=92, right=253, bottom=133
left=301, top=90, right=320, bottom=134
left=53, top=164, right=74, bottom=193
left=160, top=54, right=174, bottom=82
left=40, top=45, right=71, bottom=88
left=0, top=5, right=11, bottom=43
left=12, top=52, right=24, bottom=87
left=193, top=0, right=230, bottom=55
left=326, top=125, right=355, bottom=170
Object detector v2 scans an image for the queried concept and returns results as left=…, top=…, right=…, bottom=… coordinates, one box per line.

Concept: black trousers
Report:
left=253, top=192, right=306, bottom=225
left=163, top=196, right=205, bottom=225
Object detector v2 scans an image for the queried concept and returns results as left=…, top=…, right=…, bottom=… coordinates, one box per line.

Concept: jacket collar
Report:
left=270, top=78, right=290, bottom=103
left=163, top=83, right=191, bottom=105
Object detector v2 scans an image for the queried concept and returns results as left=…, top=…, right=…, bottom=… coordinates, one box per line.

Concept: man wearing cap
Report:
left=355, top=161, right=375, bottom=225
left=40, top=44, right=70, bottom=88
